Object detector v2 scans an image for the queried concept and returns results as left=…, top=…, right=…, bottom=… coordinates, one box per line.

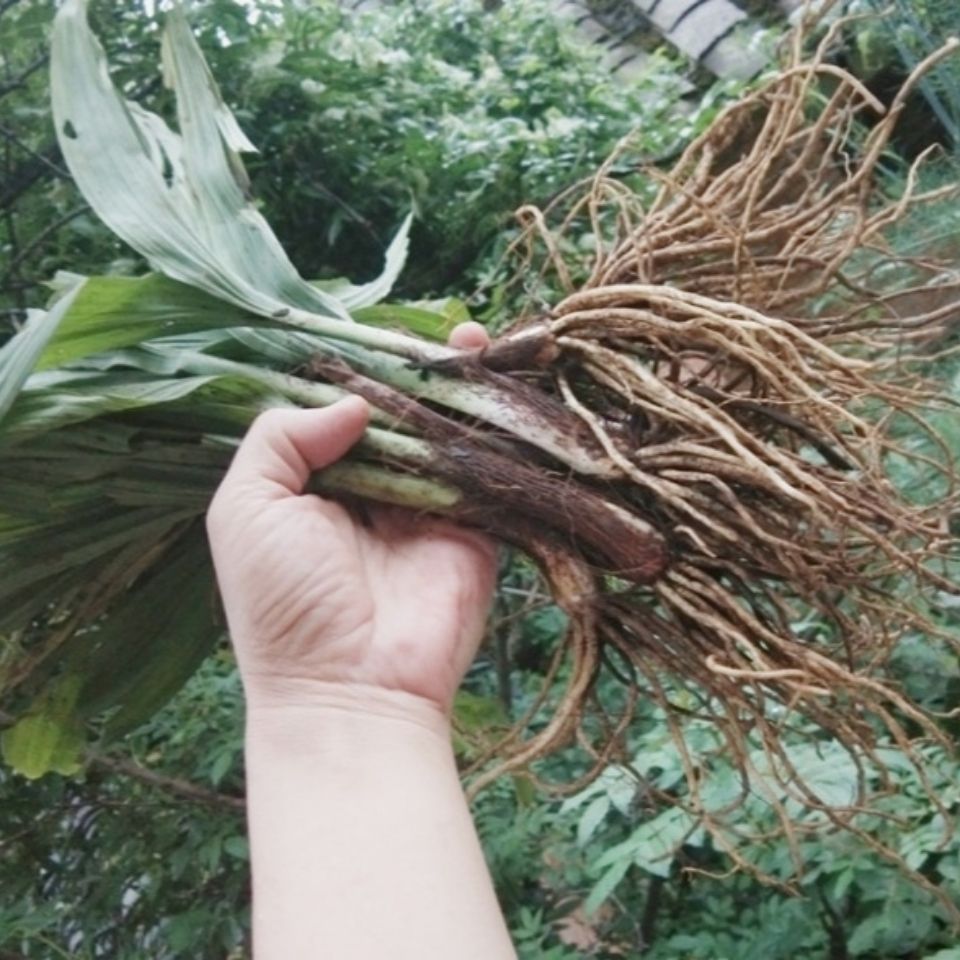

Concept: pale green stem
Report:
left=356, top=428, right=436, bottom=466
left=235, top=365, right=440, bottom=466
left=311, top=462, right=462, bottom=511
left=168, top=349, right=349, bottom=408
left=182, top=319, right=613, bottom=479
left=286, top=307, right=454, bottom=363
left=169, top=348, right=441, bottom=466
left=275, top=326, right=614, bottom=478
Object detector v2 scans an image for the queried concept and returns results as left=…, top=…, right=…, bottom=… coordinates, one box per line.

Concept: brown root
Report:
left=309, top=356, right=668, bottom=581
left=450, top=30, right=960, bottom=903
left=298, top=22, right=959, bottom=902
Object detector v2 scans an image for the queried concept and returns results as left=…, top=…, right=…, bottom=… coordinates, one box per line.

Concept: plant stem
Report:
left=289, top=326, right=617, bottom=479
left=193, top=314, right=615, bottom=480
left=312, top=462, right=463, bottom=511
left=161, top=346, right=456, bottom=476
left=287, top=305, right=454, bottom=363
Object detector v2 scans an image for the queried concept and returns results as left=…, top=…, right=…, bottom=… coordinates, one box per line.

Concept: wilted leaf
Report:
left=555, top=906, right=600, bottom=951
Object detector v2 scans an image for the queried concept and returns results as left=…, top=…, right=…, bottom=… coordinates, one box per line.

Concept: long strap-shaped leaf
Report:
left=0, top=281, right=84, bottom=425
left=50, top=0, right=410, bottom=322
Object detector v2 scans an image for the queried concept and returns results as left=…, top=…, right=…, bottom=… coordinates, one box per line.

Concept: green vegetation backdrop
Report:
left=1, top=1, right=958, bottom=957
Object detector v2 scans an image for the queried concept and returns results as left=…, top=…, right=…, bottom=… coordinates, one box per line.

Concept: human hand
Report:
left=205, top=323, right=496, bottom=718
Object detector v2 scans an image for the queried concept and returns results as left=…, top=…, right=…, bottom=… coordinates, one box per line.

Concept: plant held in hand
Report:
left=1, top=0, right=957, bottom=897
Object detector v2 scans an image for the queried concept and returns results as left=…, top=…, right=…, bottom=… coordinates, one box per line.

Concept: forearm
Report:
left=244, top=682, right=517, bottom=960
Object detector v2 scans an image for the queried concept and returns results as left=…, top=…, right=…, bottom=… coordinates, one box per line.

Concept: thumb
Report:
left=220, top=397, right=370, bottom=499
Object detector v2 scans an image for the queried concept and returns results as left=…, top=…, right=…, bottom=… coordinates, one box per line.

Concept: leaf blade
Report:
left=0, top=281, right=84, bottom=426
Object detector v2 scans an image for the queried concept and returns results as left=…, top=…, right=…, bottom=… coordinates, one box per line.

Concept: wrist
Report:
left=244, top=677, right=453, bottom=752
left=242, top=681, right=516, bottom=960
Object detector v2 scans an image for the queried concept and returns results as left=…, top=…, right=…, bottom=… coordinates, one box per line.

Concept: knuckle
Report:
left=249, top=407, right=289, bottom=438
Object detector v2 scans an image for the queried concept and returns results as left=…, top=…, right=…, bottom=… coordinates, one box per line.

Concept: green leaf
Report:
left=699, top=764, right=747, bottom=813
left=3, top=368, right=282, bottom=439
left=453, top=690, right=508, bottom=731
left=596, top=806, right=701, bottom=879
left=577, top=794, right=610, bottom=847
left=831, top=865, right=856, bottom=900
left=848, top=906, right=922, bottom=957
left=353, top=294, right=471, bottom=341
left=584, top=856, right=630, bottom=917
left=223, top=836, right=249, bottom=860
left=50, top=1, right=409, bottom=326
left=749, top=741, right=860, bottom=811
left=512, top=774, right=536, bottom=807
left=1, top=675, right=85, bottom=778
left=452, top=690, right=507, bottom=758
left=560, top=764, right=635, bottom=817
left=167, top=910, right=214, bottom=952
left=72, top=525, right=220, bottom=738
left=847, top=913, right=890, bottom=957
left=898, top=814, right=950, bottom=871
left=412, top=296, right=472, bottom=328
left=209, top=749, right=235, bottom=787
left=4, top=372, right=233, bottom=437
left=0, top=280, right=84, bottom=426
left=49, top=0, right=344, bottom=320
left=0, top=506, right=192, bottom=611
left=0, top=423, right=223, bottom=645
left=0, top=518, right=216, bottom=752
left=603, top=766, right=639, bottom=816
left=36, top=274, right=255, bottom=370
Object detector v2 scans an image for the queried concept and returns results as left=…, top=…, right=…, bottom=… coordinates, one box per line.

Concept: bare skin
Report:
left=206, top=322, right=517, bottom=959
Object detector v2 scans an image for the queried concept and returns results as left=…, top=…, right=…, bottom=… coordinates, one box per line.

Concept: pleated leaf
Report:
left=71, top=523, right=219, bottom=739
left=35, top=274, right=255, bottom=370
left=0, top=505, right=194, bottom=624
left=0, top=424, right=227, bottom=711
left=2, top=526, right=219, bottom=776
left=0, top=280, right=84, bottom=425
left=50, top=0, right=409, bottom=324
left=2, top=369, right=283, bottom=438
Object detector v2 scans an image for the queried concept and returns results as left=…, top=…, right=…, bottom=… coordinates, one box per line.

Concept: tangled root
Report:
left=463, top=26, right=960, bottom=905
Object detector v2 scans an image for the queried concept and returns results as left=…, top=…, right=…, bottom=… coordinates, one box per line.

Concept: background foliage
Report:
left=1, top=1, right=958, bottom=957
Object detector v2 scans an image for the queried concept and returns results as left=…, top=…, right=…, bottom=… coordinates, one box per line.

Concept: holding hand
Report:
left=205, top=323, right=517, bottom=960
left=206, top=322, right=495, bottom=716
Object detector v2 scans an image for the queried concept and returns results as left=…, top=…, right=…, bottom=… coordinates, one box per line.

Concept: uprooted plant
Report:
left=1, top=0, right=958, bottom=904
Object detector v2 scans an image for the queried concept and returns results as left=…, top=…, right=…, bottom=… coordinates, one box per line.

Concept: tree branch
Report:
left=0, top=141, right=67, bottom=225
left=1, top=204, right=89, bottom=283
left=0, top=127, right=67, bottom=181
left=0, top=54, right=47, bottom=99
left=91, top=753, right=246, bottom=813
left=1, top=136, right=25, bottom=315
left=817, top=888, right=849, bottom=960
